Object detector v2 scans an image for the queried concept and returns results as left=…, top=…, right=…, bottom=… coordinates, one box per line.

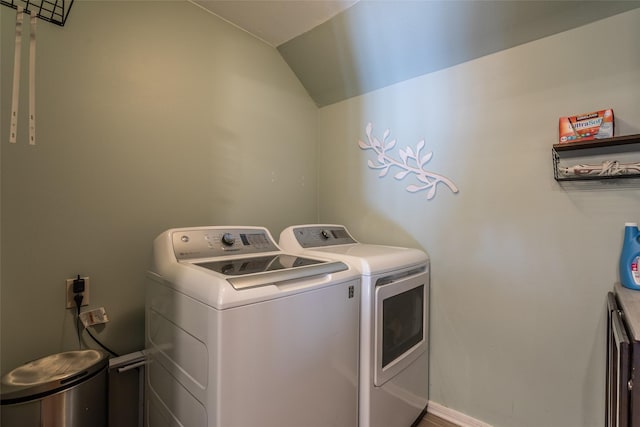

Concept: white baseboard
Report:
left=427, top=401, right=492, bottom=427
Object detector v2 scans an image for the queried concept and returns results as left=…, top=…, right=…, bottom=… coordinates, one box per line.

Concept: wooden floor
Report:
left=416, top=412, right=460, bottom=427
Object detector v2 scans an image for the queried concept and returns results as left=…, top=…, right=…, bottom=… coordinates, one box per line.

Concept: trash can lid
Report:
left=1, top=349, right=108, bottom=403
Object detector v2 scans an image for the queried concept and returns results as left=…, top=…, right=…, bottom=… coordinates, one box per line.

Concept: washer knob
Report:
left=320, top=230, right=330, bottom=240
left=221, top=233, right=236, bottom=246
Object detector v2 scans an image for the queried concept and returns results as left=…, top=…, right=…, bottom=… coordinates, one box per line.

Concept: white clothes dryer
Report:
left=145, top=226, right=361, bottom=427
left=280, top=224, right=429, bottom=427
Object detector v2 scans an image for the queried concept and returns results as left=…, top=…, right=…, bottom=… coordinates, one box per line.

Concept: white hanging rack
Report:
left=1, top=0, right=74, bottom=26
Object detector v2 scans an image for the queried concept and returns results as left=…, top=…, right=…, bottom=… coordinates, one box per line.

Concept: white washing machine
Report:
left=145, top=226, right=361, bottom=427
left=280, top=225, right=429, bottom=427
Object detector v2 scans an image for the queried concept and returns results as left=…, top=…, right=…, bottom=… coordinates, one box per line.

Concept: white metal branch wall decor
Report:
left=358, top=123, right=459, bottom=199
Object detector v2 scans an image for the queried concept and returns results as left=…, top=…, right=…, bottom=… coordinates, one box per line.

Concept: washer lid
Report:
left=1, top=349, right=108, bottom=403
left=195, top=254, right=325, bottom=276
left=195, top=254, right=349, bottom=290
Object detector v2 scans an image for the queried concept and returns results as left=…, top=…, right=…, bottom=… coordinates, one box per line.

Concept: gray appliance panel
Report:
left=172, top=228, right=279, bottom=260
left=292, top=226, right=357, bottom=248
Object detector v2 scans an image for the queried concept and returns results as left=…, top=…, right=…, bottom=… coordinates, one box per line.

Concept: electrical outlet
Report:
left=79, top=307, right=109, bottom=327
left=66, top=276, right=90, bottom=309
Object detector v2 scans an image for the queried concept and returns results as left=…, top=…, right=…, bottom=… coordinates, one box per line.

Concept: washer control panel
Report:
left=292, top=225, right=357, bottom=248
left=172, top=227, right=279, bottom=260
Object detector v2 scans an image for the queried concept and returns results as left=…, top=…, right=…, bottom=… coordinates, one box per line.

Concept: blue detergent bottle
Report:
left=620, top=222, right=640, bottom=290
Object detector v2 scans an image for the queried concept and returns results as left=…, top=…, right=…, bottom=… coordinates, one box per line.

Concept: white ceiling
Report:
left=192, top=0, right=359, bottom=46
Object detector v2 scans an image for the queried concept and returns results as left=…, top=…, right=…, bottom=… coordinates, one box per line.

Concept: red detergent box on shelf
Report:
left=559, top=109, right=614, bottom=143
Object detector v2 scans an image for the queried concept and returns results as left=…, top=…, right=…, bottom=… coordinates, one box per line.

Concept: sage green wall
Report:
left=0, top=1, right=317, bottom=372
left=318, top=9, right=640, bottom=427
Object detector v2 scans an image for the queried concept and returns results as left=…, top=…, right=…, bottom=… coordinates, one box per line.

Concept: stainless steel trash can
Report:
left=1, top=349, right=108, bottom=427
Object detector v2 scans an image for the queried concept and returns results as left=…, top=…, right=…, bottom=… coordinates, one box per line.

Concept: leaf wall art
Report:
left=358, top=123, right=459, bottom=200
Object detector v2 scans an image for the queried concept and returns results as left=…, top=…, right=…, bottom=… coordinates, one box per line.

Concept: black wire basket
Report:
left=1, top=0, right=74, bottom=26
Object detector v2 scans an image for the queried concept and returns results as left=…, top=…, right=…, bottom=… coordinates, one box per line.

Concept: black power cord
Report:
left=72, top=275, right=119, bottom=357
left=73, top=275, right=85, bottom=350
left=85, top=327, right=119, bottom=357
left=74, top=298, right=83, bottom=349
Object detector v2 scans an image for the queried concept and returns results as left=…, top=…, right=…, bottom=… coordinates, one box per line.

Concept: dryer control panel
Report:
left=291, top=225, right=357, bottom=248
left=172, top=227, right=279, bottom=260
